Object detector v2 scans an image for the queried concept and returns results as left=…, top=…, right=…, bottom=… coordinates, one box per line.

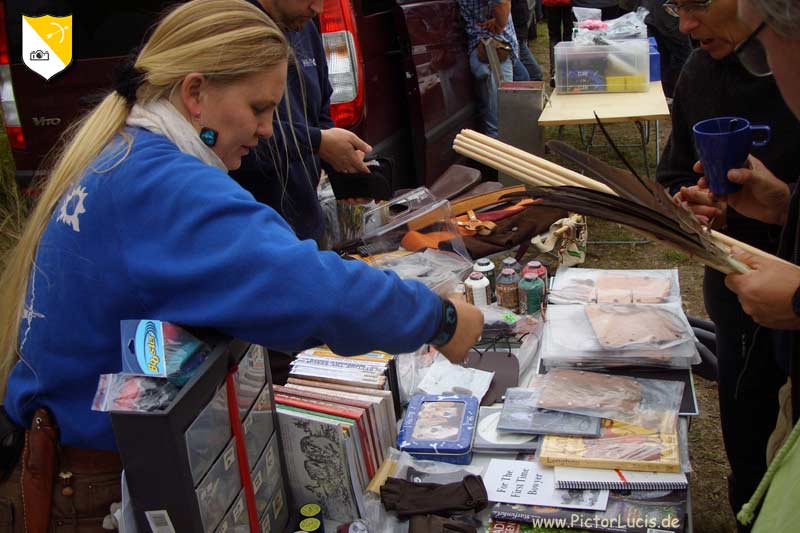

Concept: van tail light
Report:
left=0, top=0, right=25, bottom=150
left=320, top=0, right=364, bottom=128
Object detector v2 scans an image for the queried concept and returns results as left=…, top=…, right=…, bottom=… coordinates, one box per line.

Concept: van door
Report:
left=393, top=0, right=479, bottom=187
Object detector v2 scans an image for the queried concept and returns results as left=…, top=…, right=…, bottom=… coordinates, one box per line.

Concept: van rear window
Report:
left=5, top=1, right=172, bottom=63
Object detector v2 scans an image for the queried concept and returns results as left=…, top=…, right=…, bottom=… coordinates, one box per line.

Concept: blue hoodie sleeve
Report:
left=111, top=145, right=441, bottom=355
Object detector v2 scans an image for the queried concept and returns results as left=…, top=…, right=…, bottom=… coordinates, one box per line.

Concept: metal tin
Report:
left=397, top=395, right=478, bottom=465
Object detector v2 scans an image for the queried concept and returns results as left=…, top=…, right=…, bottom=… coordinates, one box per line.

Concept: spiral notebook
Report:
left=554, top=465, right=688, bottom=490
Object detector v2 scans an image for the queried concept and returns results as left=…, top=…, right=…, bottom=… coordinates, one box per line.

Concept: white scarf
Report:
left=126, top=99, right=227, bottom=172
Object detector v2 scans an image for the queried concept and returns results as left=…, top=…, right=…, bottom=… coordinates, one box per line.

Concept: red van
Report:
left=0, top=0, right=479, bottom=192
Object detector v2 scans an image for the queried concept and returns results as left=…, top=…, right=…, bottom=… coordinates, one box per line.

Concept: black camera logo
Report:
left=30, top=50, right=49, bottom=61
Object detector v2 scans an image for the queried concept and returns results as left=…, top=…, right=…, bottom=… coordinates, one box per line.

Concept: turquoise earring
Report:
left=199, top=127, right=218, bottom=147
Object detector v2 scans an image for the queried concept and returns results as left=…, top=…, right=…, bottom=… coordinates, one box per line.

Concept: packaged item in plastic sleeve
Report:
left=534, top=369, right=684, bottom=432
left=92, top=373, right=181, bottom=412
left=498, top=386, right=602, bottom=437
left=549, top=267, right=680, bottom=304
left=541, top=303, right=700, bottom=369
left=120, top=320, right=210, bottom=386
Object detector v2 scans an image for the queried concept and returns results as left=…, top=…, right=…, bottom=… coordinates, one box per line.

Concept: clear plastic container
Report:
left=554, top=39, right=650, bottom=94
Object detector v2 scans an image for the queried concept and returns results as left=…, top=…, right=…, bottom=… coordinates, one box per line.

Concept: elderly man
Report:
left=656, top=0, right=800, bottom=520
left=457, top=0, right=522, bottom=137
left=690, top=0, right=800, bottom=530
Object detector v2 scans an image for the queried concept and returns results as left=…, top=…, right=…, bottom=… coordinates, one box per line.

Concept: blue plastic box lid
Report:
left=397, top=394, right=478, bottom=456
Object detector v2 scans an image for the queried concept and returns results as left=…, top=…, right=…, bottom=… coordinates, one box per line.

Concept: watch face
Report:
left=793, top=286, right=800, bottom=317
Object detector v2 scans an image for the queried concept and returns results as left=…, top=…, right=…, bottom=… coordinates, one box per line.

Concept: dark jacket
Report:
left=231, top=16, right=334, bottom=242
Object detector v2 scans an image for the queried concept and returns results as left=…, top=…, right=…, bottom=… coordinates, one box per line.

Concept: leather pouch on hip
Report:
left=21, top=408, right=58, bottom=533
left=477, top=38, right=512, bottom=63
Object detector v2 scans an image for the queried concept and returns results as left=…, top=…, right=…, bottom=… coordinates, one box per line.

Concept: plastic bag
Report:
left=372, top=248, right=473, bottom=296
left=573, top=6, right=601, bottom=23
left=534, top=368, right=684, bottom=432
left=414, top=353, right=494, bottom=401
left=91, top=373, right=180, bottom=412
left=573, top=8, right=649, bottom=45
left=541, top=303, right=700, bottom=370
left=549, top=267, right=681, bottom=305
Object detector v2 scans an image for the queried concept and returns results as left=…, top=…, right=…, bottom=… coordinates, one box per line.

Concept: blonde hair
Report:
left=0, top=0, right=289, bottom=396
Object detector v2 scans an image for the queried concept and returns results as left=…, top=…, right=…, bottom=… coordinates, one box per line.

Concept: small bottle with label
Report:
left=501, top=257, right=522, bottom=275
left=518, top=272, right=545, bottom=317
left=473, top=258, right=496, bottom=301
left=496, top=267, right=520, bottom=312
left=464, top=272, right=491, bottom=307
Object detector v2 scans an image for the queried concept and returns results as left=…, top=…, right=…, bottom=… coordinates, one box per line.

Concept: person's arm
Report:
left=478, top=0, right=512, bottom=34
left=114, top=155, right=482, bottom=360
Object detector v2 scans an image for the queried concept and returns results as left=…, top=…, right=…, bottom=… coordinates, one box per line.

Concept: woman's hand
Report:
left=693, top=155, right=790, bottom=226
left=436, top=299, right=484, bottom=364
left=725, top=248, right=800, bottom=330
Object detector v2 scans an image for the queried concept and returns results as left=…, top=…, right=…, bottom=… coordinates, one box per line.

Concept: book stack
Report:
left=276, top=347, right=401, bottom=522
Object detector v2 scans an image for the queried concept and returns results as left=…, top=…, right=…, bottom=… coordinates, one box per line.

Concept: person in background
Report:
left=571, top=0, right=626, bottom=20
left=0, top=1, right=483, bottom=529
left=230, top=0, right=373, bottom=245
left=457, top=0, right=521, bottom=137
left=511, top=0, right=545, bottom=80
left=541, top=0, right=573, bottom=87
left=684, top=0, right=800, bottom=529
left=658, top=0, right=800, bottom=523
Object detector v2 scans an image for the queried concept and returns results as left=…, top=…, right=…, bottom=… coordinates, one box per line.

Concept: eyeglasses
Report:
left=734, top=22, right=771, bottom=77
left=663, top=0, right=713, bottom=17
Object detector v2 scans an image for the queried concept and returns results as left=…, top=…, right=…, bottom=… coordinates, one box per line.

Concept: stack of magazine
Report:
left=276, top=347, right=400, bottom=522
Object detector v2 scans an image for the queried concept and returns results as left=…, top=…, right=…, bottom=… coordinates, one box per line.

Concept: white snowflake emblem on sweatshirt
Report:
left=57, top=185, right=88, bottom=232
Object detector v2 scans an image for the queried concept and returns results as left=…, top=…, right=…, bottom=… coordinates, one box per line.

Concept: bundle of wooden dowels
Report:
left=453, top=129, right=799, bottom=275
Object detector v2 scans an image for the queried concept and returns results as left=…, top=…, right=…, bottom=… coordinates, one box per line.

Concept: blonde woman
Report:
left=0, top=0, right=483, bottom=528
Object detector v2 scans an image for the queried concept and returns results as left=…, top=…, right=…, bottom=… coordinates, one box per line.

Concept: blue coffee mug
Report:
left=692, top=117, right=771, bottom=195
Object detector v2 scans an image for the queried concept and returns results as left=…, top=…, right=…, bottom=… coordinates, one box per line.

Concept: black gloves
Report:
left=380, top=474, right=488, bottom=519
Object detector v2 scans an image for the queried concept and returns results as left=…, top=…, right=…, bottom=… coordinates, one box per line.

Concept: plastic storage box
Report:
left=397, top=394, right=478, bottom=465
left=554, top=39, right=650, bottom=94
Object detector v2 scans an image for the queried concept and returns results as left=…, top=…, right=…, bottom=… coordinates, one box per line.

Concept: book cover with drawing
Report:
left=274, top=394, right=377, bottom=478
left=276, top=408, right=361, bottom=522
left=274, top=384, right=385, bottom=465
left=490, top=489, right=687, bottom=533
left=539, top=419, right=681, bottom=473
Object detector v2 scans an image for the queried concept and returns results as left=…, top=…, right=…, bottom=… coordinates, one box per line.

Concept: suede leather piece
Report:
left=409, top=514, right=478, bottom=533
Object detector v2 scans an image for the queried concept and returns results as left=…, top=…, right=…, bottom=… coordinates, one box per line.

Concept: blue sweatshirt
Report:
left=230, top=18, right=333, bottom=242
left=4, top=129, right=441, bottom=450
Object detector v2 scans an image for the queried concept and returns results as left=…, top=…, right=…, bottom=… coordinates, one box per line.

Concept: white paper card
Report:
left=484, top=458, right=609, bottom=510
left=416, top=354, right=493, bottom=401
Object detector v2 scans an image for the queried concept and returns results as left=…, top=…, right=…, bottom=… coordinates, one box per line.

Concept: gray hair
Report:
left=748, top=0, right=800, bottom=36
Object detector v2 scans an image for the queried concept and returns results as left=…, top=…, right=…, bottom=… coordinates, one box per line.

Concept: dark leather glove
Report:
left=492, top=0, right=511, bottom=29
left=380, top=474, right=488, bottom=518
left=409, top=515, right=478, bottom=533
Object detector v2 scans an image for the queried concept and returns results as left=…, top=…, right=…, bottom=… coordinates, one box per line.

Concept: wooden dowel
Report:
left=453, top=137, right=564, bottom=187
left=453, top=141, right=551, bottom=187
left=460, top=129, right=616, bottom=195
left=710, top=229, right=798, bottom=270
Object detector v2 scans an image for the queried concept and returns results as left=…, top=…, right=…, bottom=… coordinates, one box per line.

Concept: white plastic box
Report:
left=554, top=39, right=650, bottom=94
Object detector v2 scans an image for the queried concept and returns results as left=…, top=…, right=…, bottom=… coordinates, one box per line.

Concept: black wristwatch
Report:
left=792, top=286, right=800, bottom=318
